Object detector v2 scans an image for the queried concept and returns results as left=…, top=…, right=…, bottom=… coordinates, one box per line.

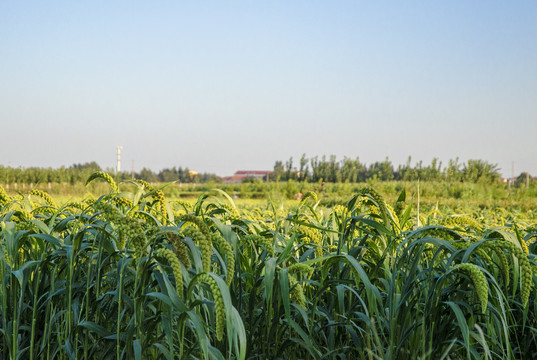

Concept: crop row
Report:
left=0, top=172, right=536, bottom=359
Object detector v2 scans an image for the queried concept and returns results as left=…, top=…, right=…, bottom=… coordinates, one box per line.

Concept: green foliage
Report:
left=1, top=174, right=537, bottom=359
left=0, top=163, right=220, bottom=185
left=273, top=155, right=503, bottom=184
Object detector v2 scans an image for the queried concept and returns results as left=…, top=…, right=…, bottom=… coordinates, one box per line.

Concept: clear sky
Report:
left=1, top=1, right=536, bottom=177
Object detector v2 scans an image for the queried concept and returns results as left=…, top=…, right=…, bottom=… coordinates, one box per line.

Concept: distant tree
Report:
left=285, top=157, right=295, bottom=181
left=340, top=157, right=357, bottom=182
left=514, top=172, right=532, bottom=188
left=273, top=161, right=284, bottom=182
left=298, top=154, right=309, bottom=182
left=159, top=167, right=178, bottom=182
left=177, top=167, right=186, bottom=182
left=310, top=156, right=320, bottom=182
left=462, top=160, right=500, bottom=183
left=369, top=158, right=394, bottom=181
left=420, top=158, right=442, bottom=181
left=445, top=158, right=462, bottom=182
left=138, top=168, right=158, bottom=182
left=327, top=155, right=340, bottom=182
left=70, top=162, right=101, bottom=172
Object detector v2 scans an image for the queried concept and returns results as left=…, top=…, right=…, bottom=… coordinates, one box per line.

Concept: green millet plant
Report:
left=454, top=263, right=489, bottom=313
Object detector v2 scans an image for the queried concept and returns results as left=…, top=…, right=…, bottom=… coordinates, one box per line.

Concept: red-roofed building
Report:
left=222, top=170, right=272, bottom=183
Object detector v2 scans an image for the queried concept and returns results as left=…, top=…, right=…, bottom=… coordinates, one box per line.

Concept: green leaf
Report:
left=446, top=301, right=471, bottom=357
left=78, top=321, right=113, bottom=337
left=278, top=268, right=290, bottom=321
left=263, top=258, right=277, bottom=310
left=152, top=343, right=173, bottom=360
left=31, top=219, right=51, bottom=234
left=133, top=339, right=142, bottom=360
left=187, top=310, right=210, bottom=360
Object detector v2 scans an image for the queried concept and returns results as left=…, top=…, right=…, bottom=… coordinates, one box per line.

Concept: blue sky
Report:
left=1, top=1, right=536, bottom=177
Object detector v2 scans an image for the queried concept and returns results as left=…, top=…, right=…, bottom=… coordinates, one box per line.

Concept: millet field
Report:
left=1, top=172, right=537, bottom=359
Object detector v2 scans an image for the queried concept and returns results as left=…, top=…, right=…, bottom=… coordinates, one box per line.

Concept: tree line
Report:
left=0, top=162, right=220, bottom=184
left=272, top=155, right=505, bottom=183
left=0, top=156, right=517, bottom=185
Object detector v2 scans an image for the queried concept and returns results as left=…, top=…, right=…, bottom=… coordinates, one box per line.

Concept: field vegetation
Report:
left=0, top=172, right=536, bottom=359
left=1, top=156, right=529, bottom=187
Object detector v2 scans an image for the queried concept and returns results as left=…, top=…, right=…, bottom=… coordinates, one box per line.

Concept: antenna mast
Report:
left=116, top=146, right=123, bottom=175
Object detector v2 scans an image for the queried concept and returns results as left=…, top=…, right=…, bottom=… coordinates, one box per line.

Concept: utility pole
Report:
left=131, top=160, right=135, bottom=180
left=416, top=179, right=420, bottom=228
left=509, top=161, right=514, bottom=189
left=512, top=162, right=514, bottom=181
left=116, top=146, right=123, bottom=176
left=527, top=172, right=530, bottom=188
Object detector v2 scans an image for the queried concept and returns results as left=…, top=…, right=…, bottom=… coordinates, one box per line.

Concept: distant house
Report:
left=500, top=175, right=536, bottom=185
left=222, top=170, right=272, bottom=183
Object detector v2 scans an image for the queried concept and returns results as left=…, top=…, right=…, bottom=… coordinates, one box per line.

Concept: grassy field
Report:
left=0, top=173, right=536, bottom=359
left=4, top=177, right=537, bottom=209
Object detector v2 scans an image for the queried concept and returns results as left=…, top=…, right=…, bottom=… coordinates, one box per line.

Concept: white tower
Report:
left=117, top=146, right=123, bottom=175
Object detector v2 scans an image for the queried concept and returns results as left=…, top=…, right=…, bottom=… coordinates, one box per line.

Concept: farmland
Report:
left=0, top=172, right=537, bottom=359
